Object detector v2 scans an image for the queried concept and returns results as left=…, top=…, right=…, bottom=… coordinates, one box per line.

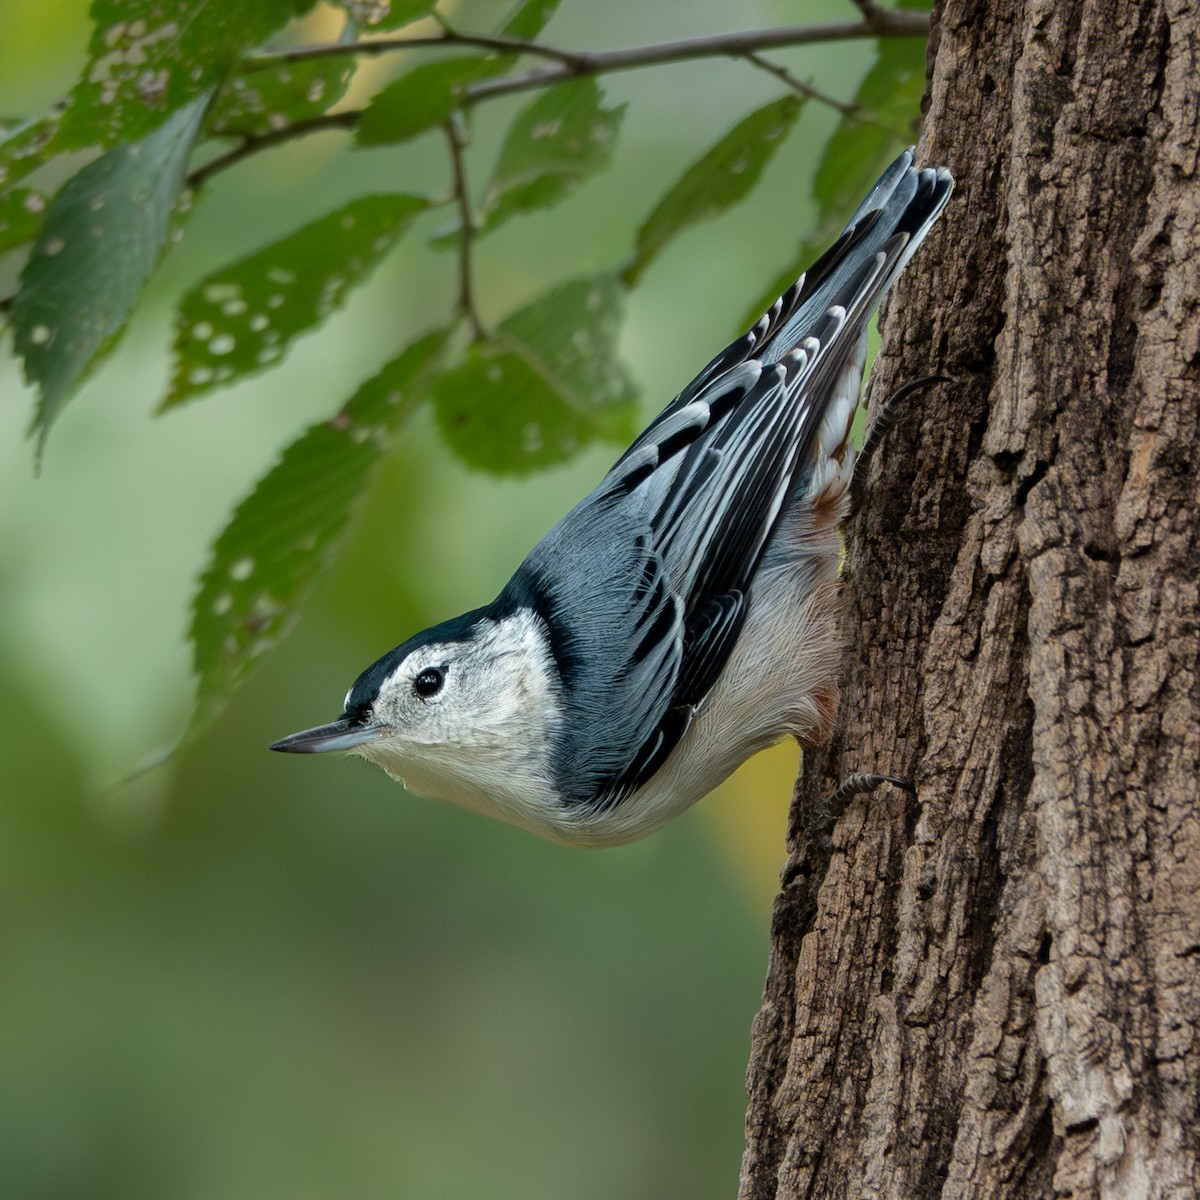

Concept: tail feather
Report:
left=761, top=150, right=952, bottom=365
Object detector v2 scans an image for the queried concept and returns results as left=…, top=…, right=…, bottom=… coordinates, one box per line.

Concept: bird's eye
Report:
left=413, top=667, right=445, bottom=699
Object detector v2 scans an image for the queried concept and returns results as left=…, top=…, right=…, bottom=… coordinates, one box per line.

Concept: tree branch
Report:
left=184, top=15, right=928, bottom=192
left=443, top=114, right=485, bottom=342
left=246, top=15, right=930, bottom=101
left=186, top=110, right=358, bottom=190
left=249, top=28, right=588, bottom=72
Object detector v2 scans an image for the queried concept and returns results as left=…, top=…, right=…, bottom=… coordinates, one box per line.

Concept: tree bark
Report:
left=740, top=0, right=1199, bottom=1196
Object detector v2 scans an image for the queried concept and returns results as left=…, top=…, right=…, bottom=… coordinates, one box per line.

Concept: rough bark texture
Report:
left=740, top=0, right=1199, bottom=1196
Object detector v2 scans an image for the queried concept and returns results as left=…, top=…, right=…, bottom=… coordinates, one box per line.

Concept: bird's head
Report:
left=270, top=607, right=562, bottom=813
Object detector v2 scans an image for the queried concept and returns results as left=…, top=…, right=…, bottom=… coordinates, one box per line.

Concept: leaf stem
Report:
left=443, top=114, right=485, bottom=342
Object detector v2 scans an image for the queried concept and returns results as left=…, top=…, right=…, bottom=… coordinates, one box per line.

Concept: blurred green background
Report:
left=0, top=2, right=898, bottom=1197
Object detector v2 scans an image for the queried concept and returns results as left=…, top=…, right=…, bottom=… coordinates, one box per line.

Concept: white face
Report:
left=351, top=612, right=564, bottom=809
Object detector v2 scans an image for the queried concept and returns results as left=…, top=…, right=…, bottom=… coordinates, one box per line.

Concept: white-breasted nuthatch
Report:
left=271, top=149, right=953, bottom=847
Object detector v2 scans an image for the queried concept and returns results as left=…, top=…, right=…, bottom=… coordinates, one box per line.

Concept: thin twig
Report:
left=187, top=110, right=358, bottom=190
left=460, top=15, right=928, bottom=104
left=247, top=28, right=586, bottom=72
left=742, top=52, right=861, bottom=117
left=741, top=51, right=909, bottom=140
left=246, top=15, right=930, bottom=95
left=181, top=14, right=928, bottom=193
left=443, top=114, right=485, bottom=341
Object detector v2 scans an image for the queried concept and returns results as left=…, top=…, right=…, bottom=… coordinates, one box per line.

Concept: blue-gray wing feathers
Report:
left=509, top=149, right=953, bottom=807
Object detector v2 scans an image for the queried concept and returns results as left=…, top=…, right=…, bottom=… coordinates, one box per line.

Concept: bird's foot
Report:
left=850, top=373, right=955, bottom=514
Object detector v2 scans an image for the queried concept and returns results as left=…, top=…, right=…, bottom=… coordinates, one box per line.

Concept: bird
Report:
left=270, top=148, right=953, bottom=847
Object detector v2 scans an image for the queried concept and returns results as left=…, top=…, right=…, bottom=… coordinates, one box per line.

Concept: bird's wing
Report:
left=515, top=153, right=952, bottom=807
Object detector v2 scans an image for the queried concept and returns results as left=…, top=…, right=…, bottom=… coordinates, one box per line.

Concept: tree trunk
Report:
left=740, top=0, right=1199, bottom=1196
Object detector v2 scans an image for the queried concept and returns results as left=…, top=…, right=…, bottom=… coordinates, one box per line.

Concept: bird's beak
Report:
left=269, top=718, right=384, bottom=754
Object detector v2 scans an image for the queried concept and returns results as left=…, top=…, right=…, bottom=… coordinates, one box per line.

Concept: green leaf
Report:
left=57, top=0, right=316, bottom=149
left=499, top=0, right=560, bottom=38
left=208, top=57, right=355, bottom=139
left=499, top=277, right=636, bottom=414
left=0, top=114, right=59, bottom=189
left=622, top=94, right=804, bottom=287
left=356, top=56, right=511, bottom=146
left=189, top=329, right=449, bottom=734
left=472, top=78, right=625, bottom=238
left=740, top=38, right=926, bottom=326
left=164, top=194, right=427, bottom=409
left=12, top=95, right=210, bottom=452
left=0, top=188, right=46, bottom=255
left=336, top=0, right=432, bottom=30
left=350, top=0, right=564, bottom=148
left=434, top=276, right=637, bottom=474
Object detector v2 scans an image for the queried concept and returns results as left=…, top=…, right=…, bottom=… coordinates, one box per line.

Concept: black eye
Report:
left=413, top=667, right=445, bottom=699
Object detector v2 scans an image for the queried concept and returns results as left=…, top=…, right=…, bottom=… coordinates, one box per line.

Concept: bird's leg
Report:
left=783, top=749, right=917, bottom=893
left=850, top=373, right=954, bottom=515
left=792, top=753, right=914, bottom=861
left=803, top=770, right=915, bottom=854
left=823, top=771, right=915, bottom=809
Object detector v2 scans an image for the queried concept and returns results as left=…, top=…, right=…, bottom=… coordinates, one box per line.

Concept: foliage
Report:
left=190, top=329, right=449, bottom=732
left=164, top=194, right=429, bottom=408
left=0, top=0, right=931, bottom=735
left=13, top=97, right=209, bottom=452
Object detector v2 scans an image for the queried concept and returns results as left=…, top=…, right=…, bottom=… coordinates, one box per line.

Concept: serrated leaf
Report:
left=0, top=115, right=59, bottom=189
left=499, top=0, right=560, bottom=38
left=189, top=328, right=448, bottom=733
left=356, top=56, right=512, bottom=146
left=0, top=188, right=46, bottom=254
left=337, top=0, right=431, bottom=30
left=57, top=0, right=315, bottom=149
left=164, top=194, right=427, bottom=409
left=435, top=349, right=593, bottom=474
left=500, top=276, right=635, bottom=412
left=434, top=276, right=637, bottom=474
left=209, top=57, right=355, bottom=139
left=12, top=95, right=210, bottom=451
left=472, top=79, right=624, bottom=238
left=741, top=38, right=927, bottom=326
left=622, top=94, right=803, bottom=287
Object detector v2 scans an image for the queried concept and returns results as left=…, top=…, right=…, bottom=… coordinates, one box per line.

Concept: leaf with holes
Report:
left=434, top=276, right=637, bottom=474
left=56, top=0, right=315, bottom=148
left=437, top=78, right=623, bottom=246
left=0, top=114, right=59, bottom=189
left=740, top=35, right=925, bottom=326
left=499, top=0, right=560, bottom=38
left=190, top=328, right=448, bottom=735
left=336, top=0, right=431, bottom=30
left=12, top=95, right=210, bottom=453
left=0, top=188, right=46, bottom=254
left=208, top=57, right=355, bottom=139
left=500, top=276, right=636, bottom=414
left=622, top=94, right=804, bottom=287
left=356, top=56, right=513, bottom=146
left=164, top=194, right=427, bottom=409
